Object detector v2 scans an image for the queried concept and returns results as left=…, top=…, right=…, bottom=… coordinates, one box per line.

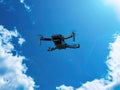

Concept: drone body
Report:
left=39, top=32, right=80, bottom=51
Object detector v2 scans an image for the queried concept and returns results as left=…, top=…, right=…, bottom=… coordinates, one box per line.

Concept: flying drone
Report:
left=39, top=32, right=80, bottom=51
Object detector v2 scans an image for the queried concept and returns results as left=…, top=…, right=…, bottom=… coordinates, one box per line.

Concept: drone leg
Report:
left=48, top=47, right=57, bottom=51
left=66, top=44, right=80, bottom=49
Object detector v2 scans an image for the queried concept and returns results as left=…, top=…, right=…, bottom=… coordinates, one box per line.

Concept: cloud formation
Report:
left=56, top=34, right=120, bottom=90
left=0, top=25, right=35, bottom=90
left=104, top=0, right=120, bottom=20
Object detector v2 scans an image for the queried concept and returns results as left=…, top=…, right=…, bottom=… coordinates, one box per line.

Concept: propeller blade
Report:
left=37, top=34, right=43, bottom=45
left=72, top=32, right=75, bottom=42
left=39, top=38, right=42, bottom=45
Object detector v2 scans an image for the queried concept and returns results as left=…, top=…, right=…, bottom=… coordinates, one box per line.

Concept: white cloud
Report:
left=19, top=0, right=31, bottom=12
left=56, top=34, right=120, bottom=90
left=56, top=85, right=74, bottom=90
left=103, top=0, right=120, bottom=20
left=18, top=38, right=25, bottom=46
left=0, top=25, right=36, bottom=90
left=20, top=0, right=24, bottom=3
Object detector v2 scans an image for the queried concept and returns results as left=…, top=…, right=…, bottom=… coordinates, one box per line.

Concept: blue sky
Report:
left=0, top=0, right=120, bottom=90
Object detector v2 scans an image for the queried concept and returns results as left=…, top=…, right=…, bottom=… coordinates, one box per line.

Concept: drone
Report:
left=39, top=32, right=80, bottom=51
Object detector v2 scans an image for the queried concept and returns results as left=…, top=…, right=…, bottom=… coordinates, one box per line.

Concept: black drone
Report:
left=39, top=32, right=80, bottom=51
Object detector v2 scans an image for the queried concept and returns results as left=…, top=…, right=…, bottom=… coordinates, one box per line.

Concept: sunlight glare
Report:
left=104, top=0, right=120, bottom=20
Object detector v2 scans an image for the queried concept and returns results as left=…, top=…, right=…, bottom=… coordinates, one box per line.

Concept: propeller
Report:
left=71, top=32, right=75, bottom=42
left=38, top=34, right=43, bottom=45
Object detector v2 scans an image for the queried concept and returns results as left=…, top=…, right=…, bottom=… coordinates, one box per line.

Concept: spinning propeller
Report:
left=38, top=34, right=43, bottom=45
left=71, top=32, right=75, bottom=42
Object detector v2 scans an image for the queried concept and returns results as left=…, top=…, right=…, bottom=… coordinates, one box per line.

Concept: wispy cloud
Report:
left=56, top=34, right=120, bottom=90
left=0, top=25, right=35, bottom=90
left=19, top=0, right=31, bottom=12
left=0, top=0, right=31, bottom=12
left=103, top=0, right=120, bottom=20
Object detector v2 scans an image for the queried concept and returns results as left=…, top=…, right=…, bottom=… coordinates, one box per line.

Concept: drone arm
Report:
left=66, top=44, right=80, bottom=48
left=40, top=37, right=52, bottom=41
left=64, top=32, right=75, bottom=41
left=64, top=35, right=72, bottom=39
left=38, top=37, right=52, bottom=45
